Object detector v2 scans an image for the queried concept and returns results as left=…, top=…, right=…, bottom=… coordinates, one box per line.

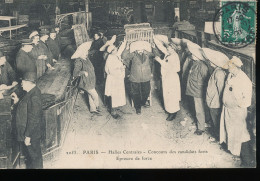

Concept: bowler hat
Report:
left=40, top=29, right=50, bottom=36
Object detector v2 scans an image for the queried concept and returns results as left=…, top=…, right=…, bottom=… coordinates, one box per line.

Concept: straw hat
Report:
left=202, top=48, right=229, bottom=69
left=71, top=41, right=93, bottom=59
left=130, top=41, right=152, bottom=53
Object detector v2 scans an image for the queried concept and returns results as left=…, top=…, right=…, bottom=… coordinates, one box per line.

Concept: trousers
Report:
left=86, top=88, right=99, bottom=112
left=130, top=81, right=151, bottom=110
left=194, top=97, right=209, bottom=131
left=209, top=108, right=222, bottom=140
left=22, top=139, right=43, bottom=169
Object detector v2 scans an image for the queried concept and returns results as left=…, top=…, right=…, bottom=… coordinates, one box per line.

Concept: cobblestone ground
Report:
left=44, top=80, right=242, bottom=168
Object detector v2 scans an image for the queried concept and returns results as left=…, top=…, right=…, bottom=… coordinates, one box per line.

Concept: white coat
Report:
left=157, top=52, right=181, bottom=113
left=220, top=70, right=252, bottom=156
left=105, top=54, right=126, bottom=108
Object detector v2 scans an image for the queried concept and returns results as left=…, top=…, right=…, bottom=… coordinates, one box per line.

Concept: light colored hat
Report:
left=107, top=45, right=116, bottom=53
left=229, top=56, right=243, bottom=68
left=29, top=31, right=39, bottom=39
left=186, top=42, right=204, bottom=61
left=154, top=34, right=169, bottom=45
left=153, top=37, right=168, bottom=55
left=202, top=48, right=229, bottom=69
left=130, top=41, right=152, bottom=53
left=71, top=41, right=93, bottom=59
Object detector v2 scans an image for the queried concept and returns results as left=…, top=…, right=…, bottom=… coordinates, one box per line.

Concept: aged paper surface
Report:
left=0, top=0, right=256, bottom=169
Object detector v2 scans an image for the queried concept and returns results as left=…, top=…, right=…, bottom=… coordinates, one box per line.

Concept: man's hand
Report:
left=24, top=137, right=31, bottom=146
left=38, top=55, right=47, bottom=60
left=11, top=92, right=19, bottom=104
left=12, top=81, right=18, bottom=87
left=47, top=63, right=55, bottom=70
left=84, top=71, right=88, bottom=77
left=53, top=59, right=57, bottom=63
left=154, top=56, right=161, bottom=61
left=0, top=84, right=8, bottom=91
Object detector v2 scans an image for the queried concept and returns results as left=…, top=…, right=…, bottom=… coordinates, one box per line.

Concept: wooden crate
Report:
left=72, top=24, right=90, bottom=47
left=124, top=23, right=154, bottom=43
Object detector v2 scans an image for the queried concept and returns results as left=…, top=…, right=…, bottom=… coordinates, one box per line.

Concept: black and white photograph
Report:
left=0, top=0, right=256, bottom=169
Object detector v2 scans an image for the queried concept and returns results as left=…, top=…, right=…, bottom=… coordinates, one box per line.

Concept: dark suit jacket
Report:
left=15, top=86, right=43, bottom=142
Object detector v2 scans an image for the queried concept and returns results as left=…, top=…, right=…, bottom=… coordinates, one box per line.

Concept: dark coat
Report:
left=186, top=60, right=210, bottom=98
left=121, top=49, right=157, bottom=83
left=0, top=61, right=16, bottom=85
left=15, top=86, right=43, bottom=142
left=38, top=41, right=54, bottom=66
left=46, top=38, right=60, bottom=60
left=16, top=49, right=37, bottom=80
left=73, top=57, right=96, bottom=91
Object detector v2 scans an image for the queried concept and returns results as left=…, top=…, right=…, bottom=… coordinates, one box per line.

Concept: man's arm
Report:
left=121, top=49, right=133, bottom=68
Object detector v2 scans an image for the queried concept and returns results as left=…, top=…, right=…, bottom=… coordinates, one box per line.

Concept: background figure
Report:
left=28, top=31, right=48, bottom=79
left=154, top=38, right=181, bottom=121
left=220, top=56, right=253, bottom=167
left=71, top=42, right=101, bottom=115
left=15, top=40, right=37, bottom=81
left=89, top=32, right=105, bottom=84
left=46, top=29, right=61, bottom=62
left=185, top=44, right=210, bottom=135
left=15, top=73, right=44, bottom=169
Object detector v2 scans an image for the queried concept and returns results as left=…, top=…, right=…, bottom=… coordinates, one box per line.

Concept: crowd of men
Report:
left=0, top=27, right=254, bottom=168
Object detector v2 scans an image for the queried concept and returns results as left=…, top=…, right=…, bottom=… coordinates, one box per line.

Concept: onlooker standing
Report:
left=16, top=40, right=37, bottom=81
left=89, top=32, right=105, bottom=84
left=15, top=73, right=44, bottom=169
left=203, top=48, right=229, bottom=141
left=46, top=29, right=61, bottom=62
left=185, top=44, right=210, bottom=135
left=71, top=42, right=101, bottom=115
left=220, top=56, right=253, bottom=166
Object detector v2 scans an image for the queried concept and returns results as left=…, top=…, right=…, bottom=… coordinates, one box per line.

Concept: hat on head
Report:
left=186, top=42, right=204, bottom=61
left=71, top=41, right=93, bottom=59
left=29, top=31, right=39, bottom=39
left=50, top=28, right=56, bottom=34
left=229, top=56, right=243, bottom=68
left=20, top=39, right=33, bottom=45
left=130, top=41, right=152, bottom=53
left=155, top=34, right=169, bottom=45
left=202, top=48, right=229, bottom=69
left=40, top=29, right=50, bottom=36
left=22, top=72, right=37, bottom=83
left=0, top=50, right=4, bottom=58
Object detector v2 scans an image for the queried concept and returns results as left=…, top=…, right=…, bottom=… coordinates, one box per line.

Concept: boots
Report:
left=166, top=113, right=177, bottom=121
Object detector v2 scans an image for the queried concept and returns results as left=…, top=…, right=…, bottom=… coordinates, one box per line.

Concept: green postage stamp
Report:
left=214, top=1, right=256, bottom=48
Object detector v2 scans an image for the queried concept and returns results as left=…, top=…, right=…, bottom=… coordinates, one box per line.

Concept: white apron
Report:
left=220, top=72, right=251, bottom=156
left=105, top=54, right=126, bottom=108
left=160, top=53, right=181, bottom=113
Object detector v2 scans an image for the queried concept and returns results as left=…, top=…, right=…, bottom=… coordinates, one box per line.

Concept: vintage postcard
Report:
left=0, top=0, right=256, bottom=169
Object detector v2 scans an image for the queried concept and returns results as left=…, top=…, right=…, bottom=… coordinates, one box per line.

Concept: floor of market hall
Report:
left=43, top=79, right=241, bottom=168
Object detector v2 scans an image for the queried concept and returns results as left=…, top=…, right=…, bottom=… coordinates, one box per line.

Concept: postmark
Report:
left=213, top=1, right=256, bottom=49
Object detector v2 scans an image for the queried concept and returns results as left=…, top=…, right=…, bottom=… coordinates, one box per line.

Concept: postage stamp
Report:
left=213, top=1, right=256, bottom=48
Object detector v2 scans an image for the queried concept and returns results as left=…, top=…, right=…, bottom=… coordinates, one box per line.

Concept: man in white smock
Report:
left=100, top=36, right=127, bottom=119
left=154, top=37, right=181, bottom=121
left=220, top=56, right=252, bottom=162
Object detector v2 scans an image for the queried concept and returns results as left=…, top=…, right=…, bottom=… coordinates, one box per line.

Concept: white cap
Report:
left=71, top=41, right=93, bottom=59
left=29, top=31, right=39, bottom=39
left=229, top=56, right=243, bottom=68
left=186, top=42, right=204, bottom=61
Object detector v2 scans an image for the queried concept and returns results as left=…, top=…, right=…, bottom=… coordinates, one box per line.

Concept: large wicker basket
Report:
left=124, top=23, right=154, bottom=43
